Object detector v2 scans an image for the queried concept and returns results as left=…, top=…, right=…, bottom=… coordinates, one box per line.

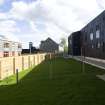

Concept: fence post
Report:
left=38, top=54, right=40, bottom=64
left=34, top=56, right=35, bottom=65
left=13, top=57, right=15, bottom=74
left=37, top=54, right=39, bottom=64
left=28, top=56, right=30, bottom=68
left=22, top=56, right=24, bottom=70
left=50, top=53, right=52, bottom=59
left=16, top=69, right=19, bottom=84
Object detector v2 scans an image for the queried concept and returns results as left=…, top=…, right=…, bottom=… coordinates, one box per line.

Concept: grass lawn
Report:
left=0, top=57, right=105, bottom=105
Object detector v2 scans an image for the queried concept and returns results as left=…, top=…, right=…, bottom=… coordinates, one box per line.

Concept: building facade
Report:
left=40, top=38, right=59, bottom=53
left=22, top=42, right=40, bottom=54
left=68, top=31, right=82, bottom=56
left=68, top=10, right=105, bottom=59
left=0, top=35, right=22, bottom=57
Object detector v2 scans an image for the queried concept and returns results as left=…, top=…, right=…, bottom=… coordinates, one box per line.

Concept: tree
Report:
left=60, top=37, right=68, bottom=53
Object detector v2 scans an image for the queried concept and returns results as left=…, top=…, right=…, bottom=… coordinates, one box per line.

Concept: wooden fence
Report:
left=0, top=53, right=53, bottom=80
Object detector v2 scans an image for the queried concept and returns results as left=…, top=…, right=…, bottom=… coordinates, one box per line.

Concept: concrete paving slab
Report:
left=96, top=74, right=105, bottom=81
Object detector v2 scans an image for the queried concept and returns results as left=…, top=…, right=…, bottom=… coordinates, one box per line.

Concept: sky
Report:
left=0, top=0, right=105, bottom=48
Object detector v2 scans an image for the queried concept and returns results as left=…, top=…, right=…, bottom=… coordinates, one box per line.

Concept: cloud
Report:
left=0, top=20, right=20, bottom=42
left=0, top=0, right=104, bottom=48
left=96, top=0, right=105, bottom=9
left=0, top=0, right=5, bottom=5
left=10, top=0, right=102, bottom=31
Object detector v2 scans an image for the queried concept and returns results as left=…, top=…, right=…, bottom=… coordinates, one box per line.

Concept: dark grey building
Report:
left=68, top=10, right=105, bottom=59
left=68, top=31, right=82, bottom=56
left=22, top=42, right=40, bottom=54
left=40, top=38, right=59, bottom=53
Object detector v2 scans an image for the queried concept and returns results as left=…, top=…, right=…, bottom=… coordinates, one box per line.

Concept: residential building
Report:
left=68, top=10, right=105, bottom=59
left=22, top=42, right=40, bottom=54
left=0, top=35, right=22, bottom=57
left=40, top=38, right=59, bottom=53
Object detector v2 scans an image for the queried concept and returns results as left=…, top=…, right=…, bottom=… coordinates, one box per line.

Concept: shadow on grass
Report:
left=0, top=58, right=105, bottom=105
left=0, top=60, right=47, bottom=86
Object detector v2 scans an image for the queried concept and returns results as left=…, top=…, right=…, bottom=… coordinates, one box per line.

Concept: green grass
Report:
left=0, top=57, right=105, bottom=105
left=0, top=67, right=33, bottom=86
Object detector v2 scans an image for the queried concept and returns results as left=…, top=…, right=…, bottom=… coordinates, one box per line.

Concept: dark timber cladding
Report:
left=68, top=31, right=82, bottom=56
left=68, top=10, right=105, bottom=59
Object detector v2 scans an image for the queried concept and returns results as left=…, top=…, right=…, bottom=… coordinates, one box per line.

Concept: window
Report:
left=92, top=45, right=94, bottom=48
left=3, top=52, right=9, bottom=57
left=69, top=40, right=72, bottom=44
left=90, top=33, right=93, bottom=40
left=96, top=30, right=100, bottom=38
left=4, top=43, right=9, bottom=48
left=18, top=44, right=22, bottom=48
left=96, top=42, right=100, bottom=48
left=98, top=42, right=100, bottom=48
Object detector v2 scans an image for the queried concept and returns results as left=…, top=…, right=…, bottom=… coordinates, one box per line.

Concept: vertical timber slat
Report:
left=13, top=57, right=15, bottom=74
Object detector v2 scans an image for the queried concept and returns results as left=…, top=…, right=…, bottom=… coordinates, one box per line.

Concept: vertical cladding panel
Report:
left=15, top=56, right=22, bottom=72
left=40, top=54, right=43, bottom=62
left=43, top=54, right=46, bottom=61
left=37, top=54, right=39, bottom=64
left=42, top=54, right=45, bottom=61
left=38, top=54, right=40, bottom=64
left=13, top=57, right=15, bottom=74
left=30, top=55, right=34, bottom=67
left=39, top=54, right=41, bottom=64
left=28, top=56, right=30, bottom=68
left=33, top=56, right=35, bottom=65
left=0, top=52, right=3, bottom=57
left=41, top=54, right=44, bottom=61
left=1, top=57, right=14, bottom=79
left=0, top=61, right=1, bottom=79
left=15, top=52, right=19, bottom=56
left=22, top=56, right=24, bottom=70
left=23, top=56, right=29, bottom=70
left=35, top=55, right=38, bottom=66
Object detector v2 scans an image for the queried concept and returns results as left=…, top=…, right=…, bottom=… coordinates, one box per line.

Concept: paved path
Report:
left=96, top=74, right=105, bottom=81
left=69, top=56, right=105, bottom=70
left=68, top=55, right=105, bottom=81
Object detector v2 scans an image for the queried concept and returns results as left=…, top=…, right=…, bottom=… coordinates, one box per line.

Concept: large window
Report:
left=96, top=30, right=100, bottom=38
left=4, top=43, right=10, bottom=48
left=96, top=42, right=100, bottom=48
left=90, top=33, right=93, bottom=40
left=69, top=40, right=72, bottom=45
left=18, top=44, right=22, bottom=48
left=92, top=45, right=94, bottom=48
left=3, top=52, right=9, bottom=57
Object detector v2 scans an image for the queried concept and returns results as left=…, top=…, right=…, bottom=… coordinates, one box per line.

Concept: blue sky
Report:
left=0, top=0, right=104, bottom=48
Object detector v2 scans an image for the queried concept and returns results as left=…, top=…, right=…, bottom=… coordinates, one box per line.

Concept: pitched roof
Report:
left=46, top=37, right=59, bottom=45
